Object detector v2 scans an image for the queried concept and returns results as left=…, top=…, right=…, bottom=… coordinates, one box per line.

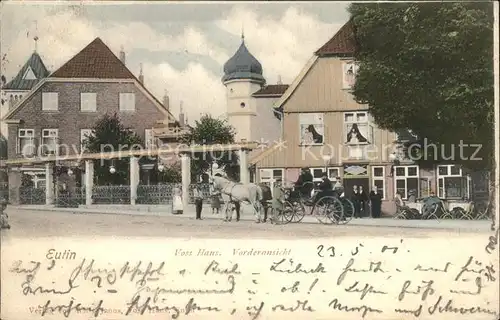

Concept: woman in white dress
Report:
left=172, top=185, right=183, bottom=215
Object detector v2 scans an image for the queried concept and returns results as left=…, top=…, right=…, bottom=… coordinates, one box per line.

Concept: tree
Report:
left=84, top=113, right=143, bottom=185
left=180, top=114, right=239, bottom=181
left=349, top=2, right=494, bottom=171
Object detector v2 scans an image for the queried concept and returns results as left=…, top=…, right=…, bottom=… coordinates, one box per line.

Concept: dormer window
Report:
left=23, top=66, right=37, bottom=80
left=342, top=61, right=359, bottom=89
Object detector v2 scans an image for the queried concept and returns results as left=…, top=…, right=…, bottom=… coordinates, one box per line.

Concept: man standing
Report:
left=369, top=186, right=383, bottom=218
left=271, top=177, right=284, bottom=223
left=193, top=184, right=204, bottom=220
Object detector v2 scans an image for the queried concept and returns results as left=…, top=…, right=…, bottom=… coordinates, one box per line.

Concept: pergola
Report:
left=5, top=142, right=259, bottom=208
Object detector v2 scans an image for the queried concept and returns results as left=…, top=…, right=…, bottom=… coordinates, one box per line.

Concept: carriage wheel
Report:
left=313, top=196, right=342, bottom=225
left=338, top=198, right=355, bottom=224
left=289, top=200, right=306, bottom=223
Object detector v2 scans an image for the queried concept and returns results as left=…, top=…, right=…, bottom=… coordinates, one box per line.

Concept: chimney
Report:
left=119, top=45, right=126, bottom=65
left=179, top=101, right=185, bottom=127
left=138, top=63, right=144, bottom=84
left=162, top=89, right=169, bottom=111
left=277, top=75, right=282, bottom=85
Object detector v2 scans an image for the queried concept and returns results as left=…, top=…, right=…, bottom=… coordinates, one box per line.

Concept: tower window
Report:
left=240, top=102, right=246, bottom=108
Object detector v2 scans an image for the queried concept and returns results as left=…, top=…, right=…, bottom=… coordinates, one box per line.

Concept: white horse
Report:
left=212, top=175, right=264, bottom=223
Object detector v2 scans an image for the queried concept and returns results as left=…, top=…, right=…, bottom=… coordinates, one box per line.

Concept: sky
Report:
left=1, top=1, right=350, bottom=123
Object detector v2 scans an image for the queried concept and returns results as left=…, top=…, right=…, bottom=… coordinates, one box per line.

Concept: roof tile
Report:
left=252, top=84, right=289, bottom=97
left=315, top=20, right=356, bottom=56
left=50, top=38, right=136, bottom=79
left=2, top=52, right=50, bottom=90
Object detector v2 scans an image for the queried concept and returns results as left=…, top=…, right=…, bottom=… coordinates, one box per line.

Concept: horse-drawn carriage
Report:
left=269, top=184, right=356, bottom=225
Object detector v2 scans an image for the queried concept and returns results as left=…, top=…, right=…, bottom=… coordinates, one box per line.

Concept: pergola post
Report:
left=45, top=163, right=54, bottom=205
left=84, top=160, right=94, bottom=205
left=130, top=157, right=140, bottom=205
left=239, top=149, right=249, bottom=184
left=180, top=153, right=191, bottom=209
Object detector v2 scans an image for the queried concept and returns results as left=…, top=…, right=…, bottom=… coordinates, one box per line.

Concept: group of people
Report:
left=292, top=167, right=383, bottom=218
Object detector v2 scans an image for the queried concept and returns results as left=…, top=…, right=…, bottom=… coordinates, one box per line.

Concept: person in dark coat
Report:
left=259, top=183, right=273, bottom=222
left=233, top=201, right=241, bottom=222
left=351, top=185, right=360, bottom=218
left=369, top=185, right=383, bottom=218
left=358, top=185, right=368, bottom=217
left=313, top=174, right=332, bottom=204
left=295, top=168, right=313, bottom=199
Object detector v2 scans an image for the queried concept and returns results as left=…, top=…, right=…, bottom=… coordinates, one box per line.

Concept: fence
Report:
left=19, top=187, right=46, bottom=205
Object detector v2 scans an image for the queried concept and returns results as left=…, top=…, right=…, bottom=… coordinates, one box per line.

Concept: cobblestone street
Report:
left=1, top=206, right=492, bottom=239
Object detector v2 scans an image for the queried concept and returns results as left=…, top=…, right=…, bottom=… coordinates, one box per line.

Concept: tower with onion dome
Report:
left=222, top=33, right=266, bottom=142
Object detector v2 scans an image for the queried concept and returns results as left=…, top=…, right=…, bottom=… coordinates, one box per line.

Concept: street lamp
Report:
left=109, top=166, right=116, bottom=174
left=322, top=154, right=331, bottom=177
left=67, top=168, right=73, bottom=176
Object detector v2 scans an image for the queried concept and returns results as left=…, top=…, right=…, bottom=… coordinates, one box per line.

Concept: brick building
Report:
left=3, top=37, right=179, bottom=188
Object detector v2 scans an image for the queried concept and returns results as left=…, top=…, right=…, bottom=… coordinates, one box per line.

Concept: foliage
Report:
left=180, top=114, right=239, bottom=181
left=149, top=162, right=182, bottom=184
left=349, top=2, right=494, bottom=170
left=84, top=113, right=143, bottom=185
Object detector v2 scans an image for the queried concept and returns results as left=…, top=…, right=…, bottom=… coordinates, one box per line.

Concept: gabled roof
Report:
left=50, top=38, right=136, bottom=79
left=3, top=38, right=177, bottom=122
left=315, top=20, right=356, bottom=56
left=252, top=84, right=289, bottom=97
left=2, top=52, right=50, bottom=90
left=272, top=55, right=318, bottom=112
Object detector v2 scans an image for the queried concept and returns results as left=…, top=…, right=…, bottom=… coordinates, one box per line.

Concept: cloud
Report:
left=1, top=3, right=347, bottom=123
left=215, top=6, right=344, bottom=84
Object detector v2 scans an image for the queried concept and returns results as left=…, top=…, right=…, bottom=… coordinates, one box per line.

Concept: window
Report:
left=371, top=166, right=386, bottom=199
left=260, top=169, right=284, bottom=195
left=42, top=92, right=58, bottom=111
left=80, top=93, right=97, bottom=112
left=23, top=66, right=37, bottom=80
left=437, top=165, right=467, bottom=199
left=145, top=129, right=155, bottom=149
left=342, top=61, right=359, bottom=89
left=119, top=93, right=135, bottom=111
left=80, top=129, right=93, bottom=151
left=299, top=113, right=324, bottom=145
left=41, top=129, right=58, bottom=155
left=393, top=165, right=419, bottom=199
left=17, top=129, right=35, bottom=156
left=344, top=111, right=373, bottom=145
left=327, top=167, right=340, bottom=180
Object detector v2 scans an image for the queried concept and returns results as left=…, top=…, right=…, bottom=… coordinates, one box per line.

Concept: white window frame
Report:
left=309, top=168, right=326, bottom=183
left=343, top=111, right=373, bottom=145
left=41, top=129, right=59, bottom=155
left=17, top=129, right=35, bottom=155
left=437, top=165, right=467, bottom=199
left=119, top=93, right=135, bottom=112
left=42, top=92, right=58, bottom=111
left=327, top=167, right=340, bottom=180
left=80, top=92, right=97, bottom=112
left=80, top=129, right=93, bottom=151
left=342, top=61, right=359, bottom=89
left=393, top=165, right=419, bottom=200
left=259, top=168, right=284, bottom=195
left=23, top=66, right=37, bottom=80
left=371, top=166, right=386, bottom=200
